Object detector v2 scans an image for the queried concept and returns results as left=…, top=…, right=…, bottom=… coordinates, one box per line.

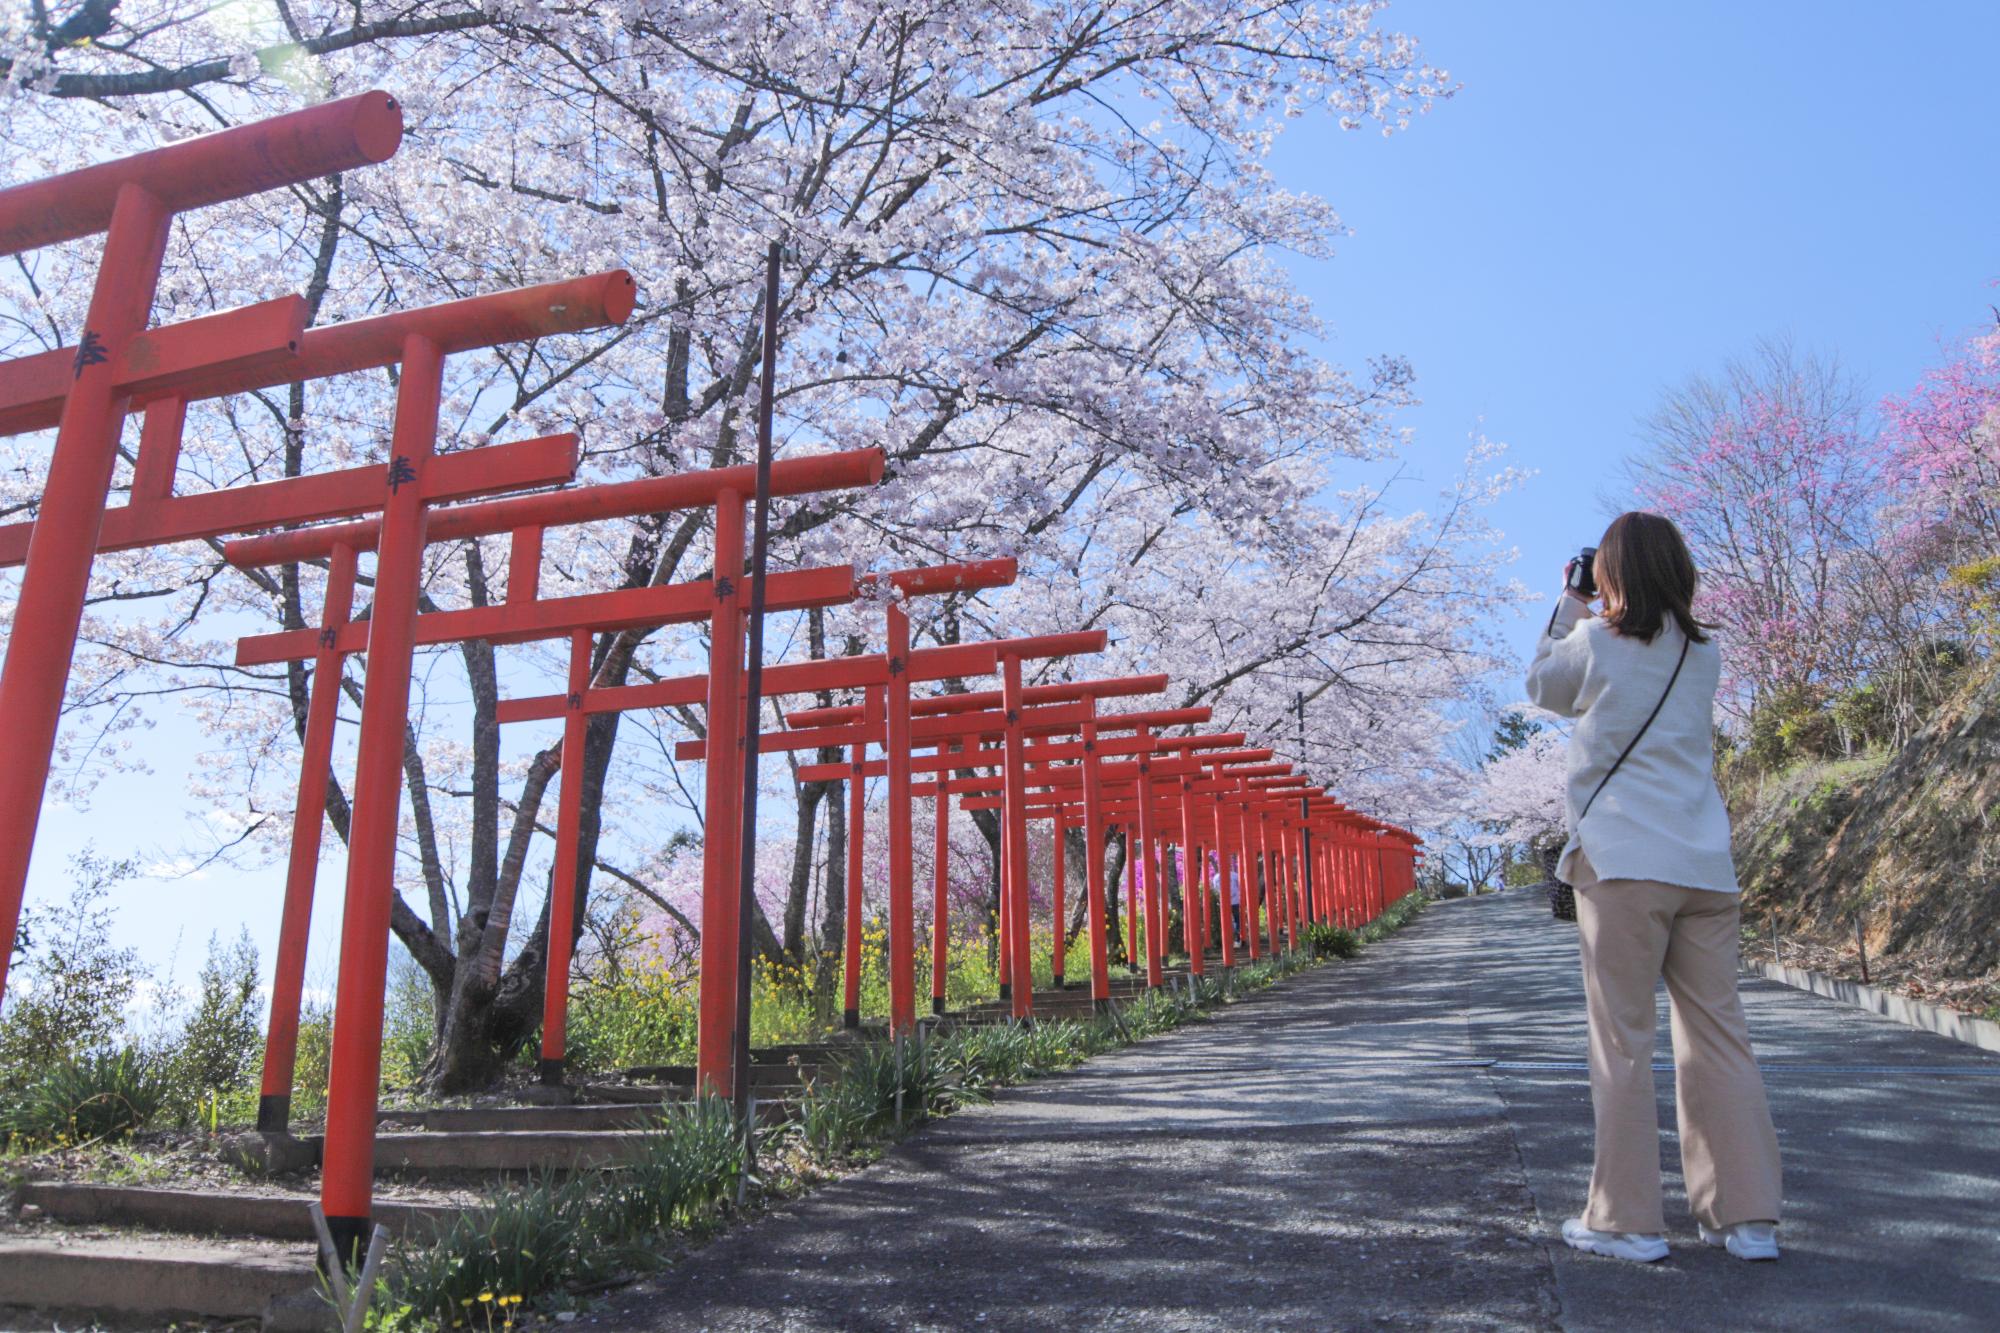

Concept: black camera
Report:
left=1566, top=546, right=1597, bottom=598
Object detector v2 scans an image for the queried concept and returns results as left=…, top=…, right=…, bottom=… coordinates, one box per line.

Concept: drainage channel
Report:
left=1078, top=1059, right=2000, bottom=1078
left=1427, top=1059, right=2000, bottom=1077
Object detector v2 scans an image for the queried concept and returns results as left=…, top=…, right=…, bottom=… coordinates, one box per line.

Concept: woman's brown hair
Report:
left=1596, top=511, right=1712, bottom=644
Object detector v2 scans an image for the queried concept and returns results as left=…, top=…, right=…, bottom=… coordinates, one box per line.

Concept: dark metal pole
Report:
left=733, top=240, right=782, bottom=1163
left=1297, top=692, right=1313, bottom=921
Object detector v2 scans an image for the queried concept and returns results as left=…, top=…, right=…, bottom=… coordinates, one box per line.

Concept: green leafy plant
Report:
left=385, top=1171, right=598, bottom=1325
left=1302, top=922, right=1361, bottom=958
left=162, top=930, right=264, bottom=1126
left=0, top=1047, right=171, bottom=1147
left=0, top=849, right=146, bottom=1085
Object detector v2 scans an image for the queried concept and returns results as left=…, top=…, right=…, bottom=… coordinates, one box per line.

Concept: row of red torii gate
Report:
left=0, top=93, right=1421, bottom=1259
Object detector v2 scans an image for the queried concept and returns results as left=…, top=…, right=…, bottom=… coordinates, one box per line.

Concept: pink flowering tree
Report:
left=1879, top=328, right=2000, bottom=573
left=1626, top=339, right=1876, bottom=719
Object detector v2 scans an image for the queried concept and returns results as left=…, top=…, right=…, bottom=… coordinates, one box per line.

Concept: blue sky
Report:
left=1277, top=0, right=2000, bottom=681
left=19, top=0, right=2000, bottom=991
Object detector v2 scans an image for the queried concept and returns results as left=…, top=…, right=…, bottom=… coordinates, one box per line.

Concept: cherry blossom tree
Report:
left=0, top=0, right=1522, bottom=1088
left=1476, top=721, right=1566, bottom=854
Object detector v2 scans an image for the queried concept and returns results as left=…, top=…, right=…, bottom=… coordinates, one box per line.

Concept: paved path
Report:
left=595, top=891, right=2000, bottom=1331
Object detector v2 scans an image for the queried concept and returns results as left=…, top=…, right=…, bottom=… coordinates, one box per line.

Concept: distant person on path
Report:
left=1526, top=511, right=1783, bottom=1264
left=1222, top=855, right=1244, bottom=945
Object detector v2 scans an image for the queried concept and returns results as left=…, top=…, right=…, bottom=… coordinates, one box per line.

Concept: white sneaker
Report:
left=1699, top=1221, right=1779, bottom=1261
left=1561, top=1217, right=1669, bottom=1263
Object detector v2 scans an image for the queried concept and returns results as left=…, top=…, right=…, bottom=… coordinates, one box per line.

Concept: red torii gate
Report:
left=962, top=743, right=1288, bottom=977
left=972, top=740, right=1285, bottom=972
left=782, top=682, right=1199, bottom=1016
left=223, top=450, right=888, bottom=1129
left=0, top=96, right=645, bottom=1262
left=485, top=559, right=1035, bottom=1083
left=678, top=646, right=1125, bottom=1037
left=0, top=92, right=416, bottom=1003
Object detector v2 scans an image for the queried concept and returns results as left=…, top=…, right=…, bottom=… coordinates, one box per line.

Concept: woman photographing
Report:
left=1526, top=511, right=1783, bottom=1263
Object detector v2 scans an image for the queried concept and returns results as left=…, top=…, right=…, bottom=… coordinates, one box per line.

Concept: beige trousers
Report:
left=1574, top=872, right=1783, bottom=1234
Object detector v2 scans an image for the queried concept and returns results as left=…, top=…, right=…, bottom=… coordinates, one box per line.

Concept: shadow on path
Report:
left=591, top=891, right=2000, bottom=1332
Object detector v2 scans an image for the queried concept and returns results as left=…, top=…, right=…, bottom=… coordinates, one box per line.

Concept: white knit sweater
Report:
left=1524, top=595, right=1739, bottom=893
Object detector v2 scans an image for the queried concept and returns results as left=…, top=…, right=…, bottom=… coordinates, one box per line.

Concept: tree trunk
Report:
left=969, top=808, right=1001, bottom=969
left=814, top=774, right=847, bottom=1017
left=1104, top=829, right=1128, bottom=965
left=783, top=782, right=825, bottom=963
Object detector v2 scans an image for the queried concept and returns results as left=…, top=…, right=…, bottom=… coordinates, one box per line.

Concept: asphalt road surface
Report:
left=594, top=890, right=2000, bottom=1331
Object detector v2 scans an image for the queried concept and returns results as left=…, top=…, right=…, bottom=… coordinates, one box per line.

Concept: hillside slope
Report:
left=1730, top=666, right=2000, bottom=1002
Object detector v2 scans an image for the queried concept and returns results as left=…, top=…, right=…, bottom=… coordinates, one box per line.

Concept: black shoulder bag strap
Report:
left=1578, top=633, right=1692, bottom=823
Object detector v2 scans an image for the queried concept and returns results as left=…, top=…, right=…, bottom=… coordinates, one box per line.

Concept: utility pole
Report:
left=734, top=239, right=783, bottom=1181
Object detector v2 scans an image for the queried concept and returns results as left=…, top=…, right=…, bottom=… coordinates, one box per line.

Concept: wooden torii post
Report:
left=222, top=451, right=886, bottom=1128
left=490, top=559, right=1027, bottom=1083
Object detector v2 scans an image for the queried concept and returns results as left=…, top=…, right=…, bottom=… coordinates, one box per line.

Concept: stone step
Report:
left=0, top=1234, right=315, bottom=1325
left=15, top=1180, right=469, bottom=1243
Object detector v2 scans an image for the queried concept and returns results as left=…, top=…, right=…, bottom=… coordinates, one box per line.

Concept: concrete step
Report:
left=15, top=1180, right=468, bottom=1243
left=373, top=1128, right=662, bottom=1174
left=371, top=1115, right=793, bottom=1175
left=0, top=1234, right=315, bottom=1324
left=622, top=1061, right=820, bottom=1086
left=379, top=1102, right=665, bottom=1134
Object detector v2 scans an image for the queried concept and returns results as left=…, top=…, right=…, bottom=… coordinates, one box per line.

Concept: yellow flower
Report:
left=479, top=1291, right=495, bottom=1303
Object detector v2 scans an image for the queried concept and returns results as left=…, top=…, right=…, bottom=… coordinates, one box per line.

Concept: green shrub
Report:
left=1745, top=684, right=1834, bottom=770
left=1302, top=923, right=1361, bottom=958
left=380, top=956, right=439, bottom=1091
left=589, top=1097, right=743, bottom=1238
left=165, top=930, right=263, bottom=1123
left=0, top=850, right=146, bottom=1083
left=290, top=999, right=335, bottom=1122
left=0, top=1047, right=171, bottom=1147
left=797, top=1035, right=966, bottom=1157
left=383, top=1097, right=748, bottom=1324
left=1361, top=892, right=1427, bottom=942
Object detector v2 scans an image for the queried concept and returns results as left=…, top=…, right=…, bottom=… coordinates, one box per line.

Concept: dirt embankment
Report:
left=1730, top=667, right=2000, bottom=1018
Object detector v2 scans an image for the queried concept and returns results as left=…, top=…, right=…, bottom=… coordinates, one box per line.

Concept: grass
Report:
left=362, top=895, right=1429, bottom=1328
left=566, top=922, right=1143, bottom=1078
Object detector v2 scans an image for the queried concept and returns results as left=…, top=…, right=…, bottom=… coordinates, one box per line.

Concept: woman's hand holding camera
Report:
left=1564, top=546, right=1600, bottom=609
